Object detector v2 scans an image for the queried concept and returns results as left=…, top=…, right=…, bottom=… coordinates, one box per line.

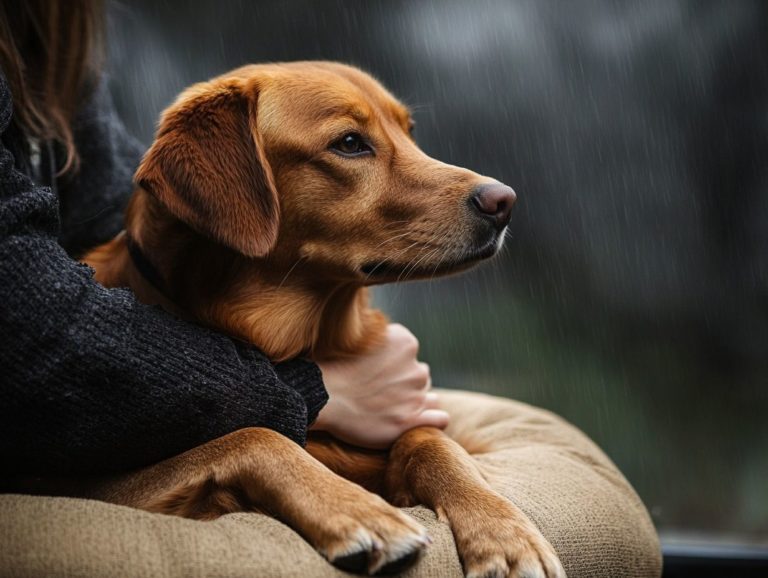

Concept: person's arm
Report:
left=0, top=73, right=327, bottom=477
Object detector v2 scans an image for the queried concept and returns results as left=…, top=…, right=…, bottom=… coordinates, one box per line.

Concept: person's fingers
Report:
left=424, top=391, right=440, bottom=409
left=417, top=362, right=431, bottom=389
left=409, top=408, right=450, bottom=430
left=396, top=390, right=438, bottom=419
left=401, top=363, right=429, bottom=393
left=390, top=323, right=419, bottom=353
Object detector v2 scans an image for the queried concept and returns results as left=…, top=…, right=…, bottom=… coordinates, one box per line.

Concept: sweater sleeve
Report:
left=0, top=73, right=327, bottom=477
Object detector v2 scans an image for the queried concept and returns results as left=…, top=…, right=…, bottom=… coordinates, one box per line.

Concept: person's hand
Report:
left=312, top=323, right=449, bottom=449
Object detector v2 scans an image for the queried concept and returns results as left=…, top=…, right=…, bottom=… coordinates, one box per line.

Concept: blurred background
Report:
left=107, top=0, right=767, bottom=551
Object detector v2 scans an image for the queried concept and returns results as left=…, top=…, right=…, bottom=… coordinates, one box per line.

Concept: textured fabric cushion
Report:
left=0, top=390, right=661, bottom=577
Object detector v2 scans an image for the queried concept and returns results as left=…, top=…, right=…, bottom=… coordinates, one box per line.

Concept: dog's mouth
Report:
left=360, top=232, right=503, bottom=281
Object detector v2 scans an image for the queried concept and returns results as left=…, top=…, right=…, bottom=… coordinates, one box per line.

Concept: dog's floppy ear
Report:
left=135, top=79, right=279, bottom=257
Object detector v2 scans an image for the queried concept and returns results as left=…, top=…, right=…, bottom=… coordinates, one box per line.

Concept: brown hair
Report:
left=0, top=0, right=103, bottom=175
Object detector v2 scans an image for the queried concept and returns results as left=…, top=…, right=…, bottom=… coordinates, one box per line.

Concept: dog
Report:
left=80, top=62, right=565, bottom=578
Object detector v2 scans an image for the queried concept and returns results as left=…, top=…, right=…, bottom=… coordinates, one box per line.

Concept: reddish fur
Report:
left=71, top=62, right=563, bottom=576
left=136, top=79, right=280, bottom=258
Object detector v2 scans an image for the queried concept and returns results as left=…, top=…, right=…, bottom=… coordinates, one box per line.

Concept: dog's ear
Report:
left=135, top=80, right=279, bottom=257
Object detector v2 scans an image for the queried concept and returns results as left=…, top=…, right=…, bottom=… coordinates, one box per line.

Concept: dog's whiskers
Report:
left=428, top=232, right=458, bottom=281
left=364, top=239, right=425, bottom=282
left=371, top=230, right=413, bottom=251
left=407, top=246, right=443, bottom=282
left=396, top=229, right=449, bottom=283
left=412, top=231, right=455, bottom=282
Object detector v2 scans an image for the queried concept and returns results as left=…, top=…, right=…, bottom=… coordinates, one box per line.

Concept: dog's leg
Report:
left=306, top=433, right=389, bottom=495
left=83, top=428, right=428, bottom=575
left=385, top=427, right=566, bottom=578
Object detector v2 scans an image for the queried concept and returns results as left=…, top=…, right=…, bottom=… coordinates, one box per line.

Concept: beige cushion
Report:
left=0, top=390, right=661, bottom=577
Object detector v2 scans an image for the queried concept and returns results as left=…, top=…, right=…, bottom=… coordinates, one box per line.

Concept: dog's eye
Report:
left=331, top=133, right=372, bottom=157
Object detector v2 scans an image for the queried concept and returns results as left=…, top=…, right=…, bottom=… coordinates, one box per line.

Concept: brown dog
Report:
left=81, top=62, right=565, bottom=578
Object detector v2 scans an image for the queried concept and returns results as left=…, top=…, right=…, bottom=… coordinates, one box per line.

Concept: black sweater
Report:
left=0, top=72, right=327, bottom=476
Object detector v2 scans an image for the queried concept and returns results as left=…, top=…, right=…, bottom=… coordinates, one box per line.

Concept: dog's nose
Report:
left=470, top=184, right=516, bottom=230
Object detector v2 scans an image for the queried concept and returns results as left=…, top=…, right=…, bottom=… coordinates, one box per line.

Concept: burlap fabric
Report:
left=0, top=390, right=661, bottom=577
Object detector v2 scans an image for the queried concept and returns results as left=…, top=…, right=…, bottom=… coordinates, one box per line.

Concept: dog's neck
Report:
left=106, top=190, right=387, bottom=362
left=210, top=278, right=387, bottom=362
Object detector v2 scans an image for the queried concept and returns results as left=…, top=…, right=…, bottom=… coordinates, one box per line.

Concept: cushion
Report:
left=0, top=390, right=661, bottom=577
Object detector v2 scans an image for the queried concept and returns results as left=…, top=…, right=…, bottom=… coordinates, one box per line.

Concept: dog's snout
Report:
left=470, top=184, right=516, bottom=230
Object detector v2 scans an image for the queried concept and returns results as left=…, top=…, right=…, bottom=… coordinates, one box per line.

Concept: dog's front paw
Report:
left=304, top=478, right=430, bottom=575
left=445, top=490, right=565, bottom=578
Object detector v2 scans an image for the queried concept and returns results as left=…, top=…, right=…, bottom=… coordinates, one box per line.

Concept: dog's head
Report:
left=135, top=62, right=515, bottom=285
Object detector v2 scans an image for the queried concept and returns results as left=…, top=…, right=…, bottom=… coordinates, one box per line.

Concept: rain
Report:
left=108, top=0, right=767, bottom=547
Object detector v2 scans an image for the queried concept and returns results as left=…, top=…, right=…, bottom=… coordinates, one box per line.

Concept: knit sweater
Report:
left=0, top=71, right=327, bottom=476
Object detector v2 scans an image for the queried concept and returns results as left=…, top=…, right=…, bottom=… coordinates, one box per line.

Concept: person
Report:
left=0, top=0, right=448, bottom=478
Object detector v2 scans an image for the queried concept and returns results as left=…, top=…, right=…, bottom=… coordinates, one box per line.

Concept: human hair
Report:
left=0, top=0, right=103, bottom=175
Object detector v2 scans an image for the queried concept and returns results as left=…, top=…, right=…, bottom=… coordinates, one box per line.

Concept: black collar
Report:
left=125, top=233, right=168, bottom=296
